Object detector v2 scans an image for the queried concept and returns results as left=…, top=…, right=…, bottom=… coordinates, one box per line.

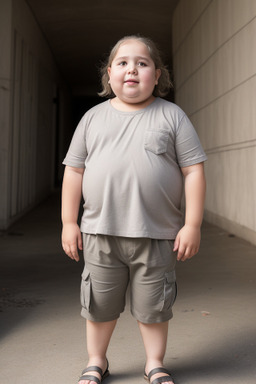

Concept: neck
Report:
left=110, top=96, right=156, bottom=112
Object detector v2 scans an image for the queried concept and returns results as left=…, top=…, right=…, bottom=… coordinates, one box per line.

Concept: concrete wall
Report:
left=172, top=0, right=256, bottom=245
left=0, top=0, right=71, bottom=230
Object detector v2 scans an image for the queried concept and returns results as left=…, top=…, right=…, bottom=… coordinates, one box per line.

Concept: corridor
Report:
left=0, top=192, right=255, bottom=384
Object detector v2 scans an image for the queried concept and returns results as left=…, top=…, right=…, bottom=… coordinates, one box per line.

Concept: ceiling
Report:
left=26, top=0, right=178, bottom=96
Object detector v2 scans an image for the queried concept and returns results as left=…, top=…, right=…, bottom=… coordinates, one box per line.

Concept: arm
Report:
left=173, top=162, right=206, bottom=261
left=61, top=165, right=84, bottom=262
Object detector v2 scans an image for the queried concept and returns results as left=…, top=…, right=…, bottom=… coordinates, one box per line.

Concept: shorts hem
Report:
left=131, top=309, right=174, bottom=324
left=81, top=308, right=121, bottom=322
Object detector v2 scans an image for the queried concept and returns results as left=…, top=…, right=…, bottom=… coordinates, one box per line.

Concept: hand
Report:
left=173, top=224, right=201, bottom=261
left=61, top=223, right=83, bottom=262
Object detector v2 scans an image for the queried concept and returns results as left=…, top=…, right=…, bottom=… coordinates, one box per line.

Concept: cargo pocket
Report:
left=80, top=268, right=91, bottom=311
left=144, top=130, right=169, bottom=155
left=161, top=270, right=177, bottom=312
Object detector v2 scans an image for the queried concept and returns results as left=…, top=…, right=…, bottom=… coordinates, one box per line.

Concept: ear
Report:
left=155, top=69, right=161, bottom=85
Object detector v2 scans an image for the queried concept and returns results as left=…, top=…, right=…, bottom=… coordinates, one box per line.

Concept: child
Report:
left=61, top=35, right=207, bottom=384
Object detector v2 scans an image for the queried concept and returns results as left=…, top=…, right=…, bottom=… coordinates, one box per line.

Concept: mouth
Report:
left=124, top=79, right=139, bottom=84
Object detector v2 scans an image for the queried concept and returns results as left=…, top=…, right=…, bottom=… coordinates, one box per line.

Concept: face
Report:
left=108, top=39, right=161, bottom=109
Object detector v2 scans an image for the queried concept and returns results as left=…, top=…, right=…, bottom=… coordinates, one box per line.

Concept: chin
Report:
left=124, top=93, right=152, bottom=103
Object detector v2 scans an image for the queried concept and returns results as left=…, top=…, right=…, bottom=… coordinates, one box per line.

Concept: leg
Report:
left=138, top=321, right=174, bottom=384
left=79, top=319, right=117, bottom=384
left=80, top=235, right=130, bottom=383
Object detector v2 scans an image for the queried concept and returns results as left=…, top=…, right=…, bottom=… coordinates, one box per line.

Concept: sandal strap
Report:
left=147, top=367, right=171, bottom=380
left=151, top=376, right=174, bottom=384
left=79, top=360, right=109, bottom=383
left=81, top=365, right=103, bottom=376
left=79, top=374, right=100, bottom=384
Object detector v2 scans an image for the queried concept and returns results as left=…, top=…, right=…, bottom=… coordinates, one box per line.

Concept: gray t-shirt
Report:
left=63, top=97, right=207, bottom=239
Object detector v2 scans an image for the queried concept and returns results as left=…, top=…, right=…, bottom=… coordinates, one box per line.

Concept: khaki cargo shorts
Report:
left=81, top=234, right=177, bottom=324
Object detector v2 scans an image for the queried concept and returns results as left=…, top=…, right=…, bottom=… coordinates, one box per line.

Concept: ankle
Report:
left=87, top=356, right=108, bottom=370
left=145, top=359, right=164, bottom=375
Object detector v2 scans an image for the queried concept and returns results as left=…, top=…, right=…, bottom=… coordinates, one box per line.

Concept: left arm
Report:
left=173, top=162, right=206, bottom=261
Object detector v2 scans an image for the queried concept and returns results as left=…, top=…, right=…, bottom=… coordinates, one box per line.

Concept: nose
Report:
left=127, top=64, right=137, bottom=74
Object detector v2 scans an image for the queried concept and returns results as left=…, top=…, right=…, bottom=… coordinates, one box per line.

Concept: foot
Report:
left=144, top=364, right=175, bottom=384
left=79, top=357, right=109, bottom=384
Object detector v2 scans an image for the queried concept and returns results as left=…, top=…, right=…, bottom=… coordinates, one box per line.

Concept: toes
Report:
left=79, top=377, right=99, bottom=384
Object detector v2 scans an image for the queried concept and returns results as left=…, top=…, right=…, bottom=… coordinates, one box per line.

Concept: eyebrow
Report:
left=114, top=56, right=150, bottom=62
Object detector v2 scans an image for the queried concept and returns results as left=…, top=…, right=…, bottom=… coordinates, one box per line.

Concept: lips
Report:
left=124, top=79, right=139, bottom=84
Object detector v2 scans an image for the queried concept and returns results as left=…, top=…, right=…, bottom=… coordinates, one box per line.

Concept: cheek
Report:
left=110, top=70, right=123, bottom=83
left=142, top=69, right=157, bottom=82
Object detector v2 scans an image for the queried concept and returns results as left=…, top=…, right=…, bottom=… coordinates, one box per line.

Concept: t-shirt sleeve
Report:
left=62, top=116, right=87, bottom=168
left=175, top=113, right=207, bottom=167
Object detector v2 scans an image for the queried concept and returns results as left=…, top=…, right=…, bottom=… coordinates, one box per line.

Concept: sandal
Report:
left=79, top=359, right=110, bottom=384
left=144, top=367, right=175, bottom=384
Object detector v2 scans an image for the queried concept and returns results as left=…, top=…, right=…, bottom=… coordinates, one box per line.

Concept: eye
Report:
left=138, top=61, right=147, bottom=67
left=119, top=61, right=127, bottom=66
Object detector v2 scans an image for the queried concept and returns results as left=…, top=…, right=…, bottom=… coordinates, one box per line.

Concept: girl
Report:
left=62, top=35, right=207, bottom=384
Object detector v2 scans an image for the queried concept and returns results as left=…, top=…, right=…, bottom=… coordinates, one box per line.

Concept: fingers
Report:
left=174, top=236, right=195, bottom=260
left=62, top=242, right=80, bottom=262
left=174, top=225, right=201, bottom=261
left=173, top=237, right=179, bottom=252
left=177, top=245, right=198, bottom=261
left=174, top=235, right=199, bottom=261
left=61, top=224, right=83, bottom=262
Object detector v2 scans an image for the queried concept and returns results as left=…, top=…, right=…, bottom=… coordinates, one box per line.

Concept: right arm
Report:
left=61, top=165, right=84, bottom=262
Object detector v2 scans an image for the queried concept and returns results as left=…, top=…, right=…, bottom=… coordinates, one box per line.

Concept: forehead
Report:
left=114, top=39, right=151, bottom=59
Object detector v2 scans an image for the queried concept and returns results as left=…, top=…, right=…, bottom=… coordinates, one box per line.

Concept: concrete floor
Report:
left=0, top=192, right=256, bottom=384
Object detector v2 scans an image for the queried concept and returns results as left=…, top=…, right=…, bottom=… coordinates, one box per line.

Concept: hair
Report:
left=98, top=35, right=173, bottom=98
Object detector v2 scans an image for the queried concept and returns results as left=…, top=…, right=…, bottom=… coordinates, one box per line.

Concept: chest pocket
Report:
left=144, top=130, right=169, bottom=155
